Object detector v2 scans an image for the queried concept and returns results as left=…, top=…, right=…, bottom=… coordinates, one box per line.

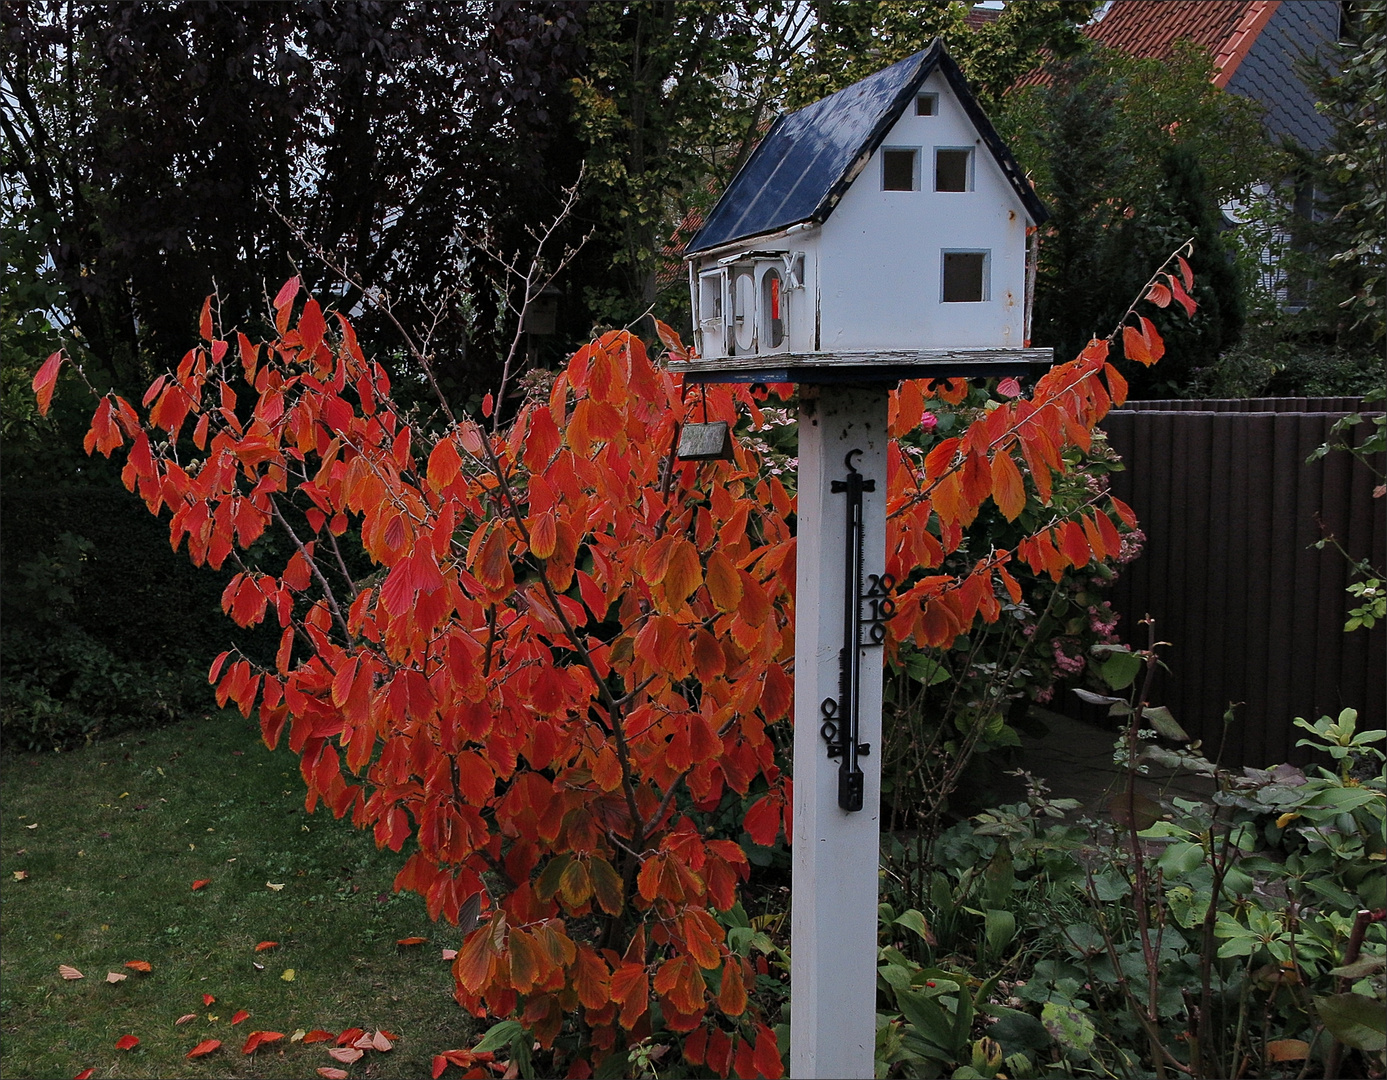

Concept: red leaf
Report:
left=232, top=1010, right=250, bottom=1025
left=1169, top=273, right=1197, bottom=317
left=302, top=1030, right=336, bottom=1044
left=243, top=1030, right=284, bottom=1054
left=1121, top=325, right=1153, bottom=366
left=32, top=351, right=64, bottom=416
left=123, top=960, right=152, bottom=973
left=1177, top=254, right=1194, bottom=290
left=254, top=941, right=278, bottom=952
left=397, top=936, right=428, bottom=946
left=481, top=392, right=494, bottom=418
left=74, top=1071, right=95, bottom=1080
left=186, top=1039, right=221, bottom=1059
left=743, top=795, right=780, bottom=847
left=203, top=993, right=216, bottom=1006
left=192, top=879, right=211, bottom=891
left=199, top=296, right=214, bottom=341
left=115, top=1034, right=140, bottom=1051
left=990, top=452, right=1025, bottom=522
left=274, top=277, right=301, bottom=310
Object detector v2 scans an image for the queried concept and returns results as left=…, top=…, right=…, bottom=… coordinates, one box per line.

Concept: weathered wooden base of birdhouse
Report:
left=790, top=386, right=889, bottom=1080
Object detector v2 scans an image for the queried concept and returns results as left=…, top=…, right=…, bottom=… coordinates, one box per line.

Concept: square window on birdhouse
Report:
left=934, top=147, right=972, bottom=192
left=915, top=93, right=938, bottom=116
left=881, top=148, right=918, bottom=191
left=942, top=250, right=989, bottom=302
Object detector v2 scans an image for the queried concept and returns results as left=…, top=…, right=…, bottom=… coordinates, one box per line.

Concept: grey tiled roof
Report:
left=1225, top=0, right=1338, bottom=151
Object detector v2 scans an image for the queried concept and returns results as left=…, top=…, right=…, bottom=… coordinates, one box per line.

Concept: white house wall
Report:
left=817, top=71, right=1029, bottom=352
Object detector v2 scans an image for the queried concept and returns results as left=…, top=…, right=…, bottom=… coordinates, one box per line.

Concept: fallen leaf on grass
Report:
left=191, top=879, right=211, bottom=891
left=397, top=936, right=428, bottom=946
left=252, top=962, right=265, bottom=970
left=186, top=1038, right=221, bottom=1059
left=58, top=965, right=84, bottom=980
left=266, top=881, right=285, bottom=891
left=176, top=1013, right=198, bottom=1025
left=242, top=1030, right=285, bottom=1054
left=328, top=1046, right=364, bottom=1064
left=12, top=870, right=28, bottom=880
left=74, top=1069, right=95, bottom=1079
left=280, top=968, right=295, bottom=981
left=302, top=1029, right=336, bottom=1044
left=441, top=948, right=458, bottom=961
left=353, top=1033, right=375, bottom=1049
left=335, top=1027, right=366, bottom=1046
left=106, top=972, right=128, bottom=984
left=25, top=822, right=38, bottom=829
left=317, top=1069, right=350, bottom=1080
left=124, top=960, right=152, bottom=972
left=232, top=1009, right=250, bottom=1025
left=115, top=1034, right=140, bottom=1050
left=203, top=993, right=216, bottom=1006
left=254, top=940, right=278, bottom=952
left=371, top=1030, right=395, bottom=1052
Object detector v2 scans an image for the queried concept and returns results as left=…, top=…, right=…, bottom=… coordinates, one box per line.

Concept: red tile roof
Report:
left=1086, top=0, right=1281, bottom=86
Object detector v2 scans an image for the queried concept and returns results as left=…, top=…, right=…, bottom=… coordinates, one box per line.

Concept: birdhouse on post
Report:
left=676, top=41, right=1050, bottom=1080
left=682, top=38, right=1048, bottom=378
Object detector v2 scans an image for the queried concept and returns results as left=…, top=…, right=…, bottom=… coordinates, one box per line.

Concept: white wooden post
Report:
left=790, top=385, right=889, bottom=1080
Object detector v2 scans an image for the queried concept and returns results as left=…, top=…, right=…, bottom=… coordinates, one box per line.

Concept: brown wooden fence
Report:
left=1094, top=399, right=1384, bottom=769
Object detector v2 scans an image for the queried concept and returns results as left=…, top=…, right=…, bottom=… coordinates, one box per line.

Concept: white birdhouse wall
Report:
left=817, top=71, right=1029, bottom=352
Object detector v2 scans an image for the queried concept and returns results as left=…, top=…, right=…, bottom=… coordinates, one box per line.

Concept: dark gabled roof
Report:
left=684, top=40, right=1047, bottom=256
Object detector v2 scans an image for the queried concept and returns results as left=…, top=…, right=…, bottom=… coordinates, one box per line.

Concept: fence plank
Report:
left=1101, top=400, right=1383, bottom=768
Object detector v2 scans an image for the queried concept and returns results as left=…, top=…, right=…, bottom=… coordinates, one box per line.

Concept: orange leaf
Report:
left=254, top=941, right=278, bottom=952
left=74, top=1071, right=94, bottom=1080
left=1177, top=254, right=1194, bottom=290
left=232, top=1010, right=250, bottom=1025
left=203, top=993, right=216, bottom=1006
left=1266, top=1039, right=1309, bottom=1062
left=704, top=551, right=742, bottom=613
left=199, top=296, right=214, bottom=341
left=32, top=351, right=64, bottom=416
left=115, top=1034, right=140, bottom=1051
left=328, top=1046, right=364, bottom=1064
left=176, top=1013, right=197, bottom=1025
left=1169, top=273, right=1197, bottom=317
left=124, top=960, right=152, bottom=973
left=1145, top=281, right=1172, bottom=307
left=186, top=1039, right=221, bottom=1059
left=661, top=539, right=702, bottom=609
left=397, top=936, right=428, bottom=946
left=1121, top=325, right=1153, bottom=366
left=302, top=1030, right=336, bottom=1044
left=1138, top=315, right=1165, bottom=363
left=989, top=452, right=1025, bottom=522
left=192, top=879, right=211, bottom=891
left=528, top=511, right=557, bottom=560
left=58, top=965, right=84, bottom=980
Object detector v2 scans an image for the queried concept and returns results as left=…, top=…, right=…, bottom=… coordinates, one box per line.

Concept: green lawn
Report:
left=1, top=710, right=483, bottom=1079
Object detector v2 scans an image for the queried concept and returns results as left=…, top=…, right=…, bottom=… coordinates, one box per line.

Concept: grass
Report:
left=0, top=709, right=484, bottom=1079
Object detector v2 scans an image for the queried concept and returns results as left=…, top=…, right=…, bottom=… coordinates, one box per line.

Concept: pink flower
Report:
left=921, top=411, right=938, bottom=430
left=997, top=377, right=1022, bottom=399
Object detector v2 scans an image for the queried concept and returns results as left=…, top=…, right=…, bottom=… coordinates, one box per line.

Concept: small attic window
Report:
left=935, top=147, right=973, bottom=192
left=882, top=148, right=918, bottom=191
left=942, top=250, right=989, bottom=303
left=915, top=93, right=938, bottom=116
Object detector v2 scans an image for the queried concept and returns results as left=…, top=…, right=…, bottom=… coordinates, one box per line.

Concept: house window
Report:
left=882, top=148, right=919, bottom=191
left=935, top=147, right=972, bottom=192
left=698, top=269, right=728, bottom=356
left=759, top=266, right=785, bottom=349
left=942, top=250, right=989, bottom=303
left=732, top=269, right=756, bottom=353
left=915, top=93, right=938, bottom=116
